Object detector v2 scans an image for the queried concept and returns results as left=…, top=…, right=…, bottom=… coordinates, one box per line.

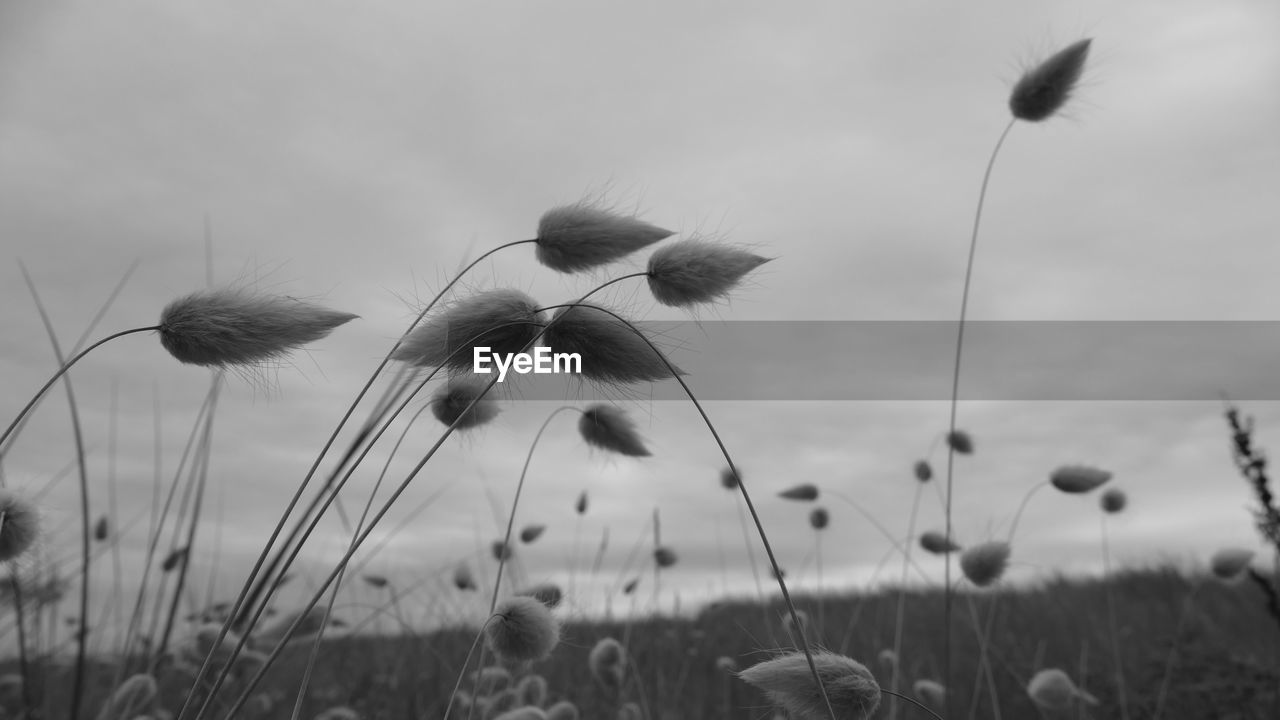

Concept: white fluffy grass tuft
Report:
left=645, top=238, right=770, bottom=307
left=535, top=201, right=673, bottom=273
left=959, top=540, right=1011, bottom=587
left=158, top=288, right=356, bottom=367
left=738, top=651, right=881, bottom=720
left=485, top=596, right=560, bottom=663
left=392, top=289, right=543, bottom=371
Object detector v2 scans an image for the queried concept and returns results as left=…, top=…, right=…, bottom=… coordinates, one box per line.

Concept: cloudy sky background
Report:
left=2, top=0, right=1279, bottom=632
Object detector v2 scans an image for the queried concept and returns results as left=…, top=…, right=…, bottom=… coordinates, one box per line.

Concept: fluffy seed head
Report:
left=516, top=674, right=549, bottom=707
left=430, top=378, right=500, bottom=430
left=946, top=430, right=974, bottom=455
left=738, top=651, right=881, bottom=720
left=876, top=649, right=897, bottom=671
left=158, top=289, right=356, bottom=367
left=520, top=525, right=546, bottom=544
left=454, top=564, right=477, bottom=591
left=578, top=405, right=651, bottom=457
left=574, top=491, right=588, bottom=515
left=778, top=483, right=819, bottom=501
left=545, top=701, right=579, bottom=720
left=492, top=540, right=514, bottom=562
left=1050, top=465, right=1112, bottom=494
left=1100, top=488, right=1127, bottom=513
left=920, top=531, right=961, bottom=555
left=913, top=679, right=947, bottom=709
left=960, top=541, right=1011, bottom=587
left=716, top=656, right=739, bottom=673
left=94, top=515, right=109, bottom=542
left=809, top=507, right=829, bottom=530
left=161, top=546, right=188, bottom=572
left=544, top=305, right=678, bottom=385
left=646, top=238, right=770, bottom=307
left=1027, top=668, right=1098, bottom=710
left=1210, top=547, right=1255, bottom=579
left=535, top=202, right=673, bottom=273
left=1009, top=39, right=1092, bottom=122
left=0, top=490, right=39, bottom=562
left=588, top=637, right=628, bottom=690
left=392, top=289, right=543, bottom=371
left=653, top=546, right=678, bottom=568
left=720, top=467, right=740, bottom=490
left=519, top=583, right=564, bottom=609
left=913, top=460, right=932, bottom=482
left=485, top=596, right=559, bottom=663
left=95, top=673, right=158, bottom=720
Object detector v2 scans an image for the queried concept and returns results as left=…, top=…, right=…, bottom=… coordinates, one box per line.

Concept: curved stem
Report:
left=944, top=118, right=1016, bottom=716
left=0, top=325, right=160, bottom=455
left=889, top=481, right=925, bottom=720
left=1005, top=481, right=1049, bottom=544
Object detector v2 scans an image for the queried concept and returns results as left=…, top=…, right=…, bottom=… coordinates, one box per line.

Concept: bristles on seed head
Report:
left=946, top=430, right=974, bottom=455
left=430, top=377, right=500, bottom=430
left=545, top=701, right=579, bottom=720
left=778, top=483, right=819, bottom=501
left=1027, top=668, right=1098, bottom=710
left=960, top=541, right=1011, bottom=587
left=158, top=289, right=356, bottom=367
left=485, top=596, right=559, bottom=663
left=920, top=531, right=961, bottom=555
left=1049, top=465, right=1112, bottom=494
left=578, top=404, right=651, bottom=457
left=588, top=637, right=628, bottom=690
left=738, top=651, right=881, bottom=720
left=1210, top=547, right=1254, bottom=580
left=913, top=679, right=947, bottom=709
left=544, top=305, right=678, bottom=385
left=392, top=289, right=543, bottom=371
left=646, top=238, right=770, bottom=307
left=0, top=490, right=39, bottom=562
left=1009, top=39, right=1092, bottom=122
left=535, top=202, right=673, bottom=273
left=809, top=507, right=829, bottom=530
left=1100, top=488, right=1127, bottom=513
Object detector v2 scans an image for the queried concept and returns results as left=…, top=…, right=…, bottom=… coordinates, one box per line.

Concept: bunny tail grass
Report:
left=739, top=652, right=881, bottom=720
left=645, top=237, right=770, bottom=307
left=1010, top=38, right=1092, bottom=122
left=158, top=288, right=356, bottom=366
left=535, top=201, right=673, bottom=273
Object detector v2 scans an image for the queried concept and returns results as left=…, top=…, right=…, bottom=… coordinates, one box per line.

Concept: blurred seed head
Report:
left=545, top=701, right=579, bottom=720
left=93, top=515, right=109, bottom=542
left=913, top=460, right=932, bottom=482
left=876, top=649, right=897, bottom=671
left=158, top=289, right=356, bottom=368
left=919, top=531, right=961, bottom=555
left=0, top=490, right=39, bottom=562
left=945, top=430, right=973, bottom=455
left=778, top=484, right=819, bottom=502
left=913, top=679, right=947, bottom=710
left=516, top=674, right=549, bottom=707
left=312, top=708, right=360, bottom=720
left=574, top=491, right=588, bottom=515
left=470, top=666, right=512, bottom=692
left=1100, top=488, right=1127, bottom=514
left=392, top=289, right=543, bottom=372
left=518, top=583, right=564, bottom=609
left=1026, top=668, right=1098, bottom=710
left=781, top=609, right=809, bottom=643
left=1210, top=547, right=1255, bottom=580
left=485, top=596, right=559, bottom=663
left=645, top=238, right=770, bottom=307
left=615, top=703, right=642, bottom=720
left=519, top=525, right=546, bottom=544
left=1050, top=465, right=1112, bottom=494
left=809, top=507, right=829, bottom=530
left=544, top=305, right=678, bottom=385
left=738, top=651, right=881, bottom=720
left=491, top=707, right=546, bottom=720
left=653, top=546, right=678, bottom=569
left=716, top=656, right=739, bottom=673
left=578, top=404, right=651, bottom=457
left=720, top=467, right=741, bottom=490
left=588, top=637, right=628, bottom=691
left=454, top=564, right=477, bottom=591
left=960, top=540, right=1011, bottom=587
left=430, top=377, right=501, bottom=430
left=1009, top=39, right=1092, bottom=122
left=94, top=673, right=157, bottom=720
left=492, top=540, right=515, bottom=562
left=535, top=201, right=673, bottom=273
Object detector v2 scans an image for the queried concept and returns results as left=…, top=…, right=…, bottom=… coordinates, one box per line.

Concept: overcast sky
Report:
left=2, top=1, right=1279, bottom=631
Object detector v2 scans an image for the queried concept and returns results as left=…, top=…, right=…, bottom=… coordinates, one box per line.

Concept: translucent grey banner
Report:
left=468, top=321, right=1280, bottom=401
